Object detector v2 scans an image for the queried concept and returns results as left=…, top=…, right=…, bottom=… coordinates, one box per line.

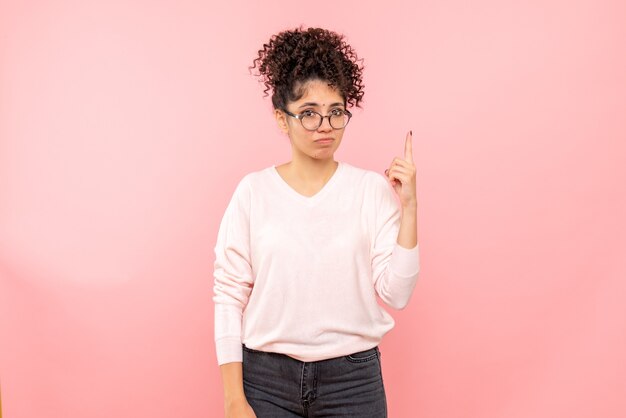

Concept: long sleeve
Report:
left=211, top=162, right=419, bottom=364
left=370, top=174, right=420, bottom=310
left=212, top=177, right=253, bottom=365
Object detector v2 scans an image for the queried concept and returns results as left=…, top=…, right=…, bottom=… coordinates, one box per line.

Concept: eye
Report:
left=330, top=109, right=344, bottom=115
left=301, top=110, right=316, bottom=117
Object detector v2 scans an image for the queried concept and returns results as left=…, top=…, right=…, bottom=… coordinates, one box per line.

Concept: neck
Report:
left=287, top=155, right=338, bottom=184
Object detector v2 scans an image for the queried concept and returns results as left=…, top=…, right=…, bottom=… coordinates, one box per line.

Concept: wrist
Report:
left=225, top=393, right=247, bottom=405
left=401, top=201, right=418, bottom=211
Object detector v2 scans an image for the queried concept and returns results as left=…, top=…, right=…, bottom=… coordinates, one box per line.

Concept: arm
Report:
left=397, top=200, right=418, bottom=249
left=373, top=131, right=420, bottom=309
left=220, top=362, right=256, bottom=417
left=370, top=177, right=420, bottom=310
left=213, top=177, right=256, bottom=415
left=220, top=362, right=245, bottom=401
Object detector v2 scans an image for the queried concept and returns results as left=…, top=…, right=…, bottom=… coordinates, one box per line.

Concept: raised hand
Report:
left=384, top=130, right=417, bottom=209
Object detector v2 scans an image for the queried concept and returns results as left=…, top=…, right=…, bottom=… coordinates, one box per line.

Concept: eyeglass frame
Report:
left=281, top=107, right=353, bottom=131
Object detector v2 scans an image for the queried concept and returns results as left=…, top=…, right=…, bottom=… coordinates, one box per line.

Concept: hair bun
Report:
left=249, top=26, right=365, bottom=110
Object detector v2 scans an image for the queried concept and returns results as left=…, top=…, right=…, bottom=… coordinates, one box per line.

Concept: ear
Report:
left=274, top=108, right=289, bottom=134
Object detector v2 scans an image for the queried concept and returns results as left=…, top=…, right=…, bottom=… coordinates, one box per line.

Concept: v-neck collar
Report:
left=270, top=161, right=344, bottom=205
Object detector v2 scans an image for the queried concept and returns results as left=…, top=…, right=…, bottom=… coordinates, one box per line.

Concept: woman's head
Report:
left=249, top=26, right=365, bottom=111
left=249, top=26, right=365, bottom=161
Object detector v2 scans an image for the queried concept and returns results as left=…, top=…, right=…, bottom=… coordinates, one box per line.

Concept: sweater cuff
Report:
left=390, top=242, right=420, bottom=278
left=216, top=337, right=243, bottom=365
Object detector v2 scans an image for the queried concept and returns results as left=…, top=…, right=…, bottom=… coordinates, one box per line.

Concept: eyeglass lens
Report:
left=301, top=111, right=349, bottom=130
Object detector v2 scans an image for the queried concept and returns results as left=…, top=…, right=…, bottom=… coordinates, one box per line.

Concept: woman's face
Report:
left=275, top=79, right=347, bottom=162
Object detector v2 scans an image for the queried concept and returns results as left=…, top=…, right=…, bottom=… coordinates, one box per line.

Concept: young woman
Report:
left=213, top=26, right=420, bottom=418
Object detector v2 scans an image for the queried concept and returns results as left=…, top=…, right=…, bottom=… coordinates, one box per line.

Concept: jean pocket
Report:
left=344, top=346, right=379, bottom=363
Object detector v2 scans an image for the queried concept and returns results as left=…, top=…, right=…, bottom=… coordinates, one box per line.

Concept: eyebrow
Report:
left=298, top=102, right=345, bottom=109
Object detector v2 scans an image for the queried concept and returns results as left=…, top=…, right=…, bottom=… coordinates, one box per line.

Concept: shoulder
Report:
left=231, top=165, right=274, bottom=194
left=340, top=161, right=391, bottom=191
left=340, top=162, right=397, bottom=214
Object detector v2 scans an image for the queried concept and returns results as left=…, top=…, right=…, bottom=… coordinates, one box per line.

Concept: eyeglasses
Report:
left=282, top=108, right=352, bottom=131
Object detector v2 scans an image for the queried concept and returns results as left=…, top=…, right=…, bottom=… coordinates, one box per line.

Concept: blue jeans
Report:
left=242, top=344, right=388, bottom=417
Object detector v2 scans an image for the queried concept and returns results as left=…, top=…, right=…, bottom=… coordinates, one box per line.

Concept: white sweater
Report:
left=213, top=161, right=420, bottom=365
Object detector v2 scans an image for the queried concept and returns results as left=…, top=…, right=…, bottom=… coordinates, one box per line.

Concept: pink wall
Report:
left=1, top=1, right=625, bottom=417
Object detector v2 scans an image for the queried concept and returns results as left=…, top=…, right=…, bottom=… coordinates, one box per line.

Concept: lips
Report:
left=314, top=137, right=334, bottom=142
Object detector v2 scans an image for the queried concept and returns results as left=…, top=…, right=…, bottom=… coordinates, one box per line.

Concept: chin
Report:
left=312, top=151, right=336, bottom=159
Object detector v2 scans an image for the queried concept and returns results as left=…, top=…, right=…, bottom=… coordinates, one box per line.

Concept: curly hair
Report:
left=249, top=26, right=365, bottom=110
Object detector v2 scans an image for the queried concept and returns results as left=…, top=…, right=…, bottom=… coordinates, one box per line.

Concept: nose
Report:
left=318, top=115, right=333, bottom=132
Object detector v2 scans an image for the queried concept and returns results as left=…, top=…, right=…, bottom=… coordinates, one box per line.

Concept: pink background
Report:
left=1, top=1, right=625, bottom=417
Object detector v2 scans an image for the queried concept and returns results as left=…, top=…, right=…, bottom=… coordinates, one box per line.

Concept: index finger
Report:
left=404, top=130, right=413, bottom=163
